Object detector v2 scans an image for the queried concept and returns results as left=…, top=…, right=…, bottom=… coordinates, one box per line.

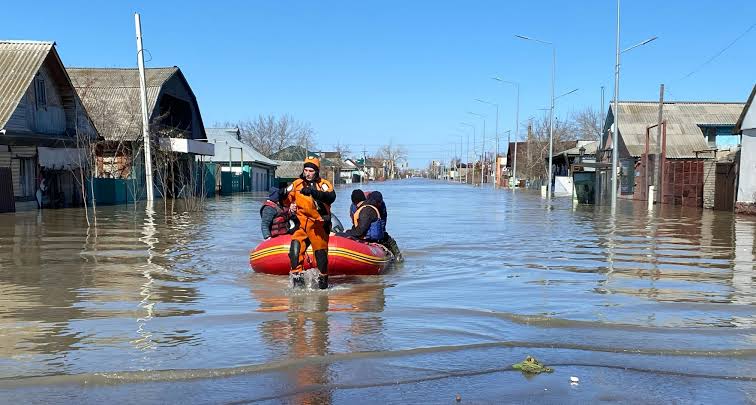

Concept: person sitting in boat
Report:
left=348, top=190, right=403, bottom=262
left=260, top=185, right=294, bottom=240
left=344, top=191, right=384, bottom=241
left=283, top=156, right=336, bottom=289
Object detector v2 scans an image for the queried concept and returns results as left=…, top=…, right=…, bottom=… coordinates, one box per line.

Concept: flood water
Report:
left=0, top=179, right=754, bottom=404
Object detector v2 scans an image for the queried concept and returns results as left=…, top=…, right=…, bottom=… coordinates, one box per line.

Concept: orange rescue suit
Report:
left=284, top=177, right=335, bottom=273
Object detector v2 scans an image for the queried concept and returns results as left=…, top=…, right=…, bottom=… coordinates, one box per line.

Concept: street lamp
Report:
left=492, top=77, right=520, bottom=189
left=467, top=112, right=486, bottom=187
left=516, top=34, right=555, bottom=199
left=475, top=99, right=499, bottom=187
left=611, top=0, right=658, bottom=210
left=460, top=122, right=476, bottom=184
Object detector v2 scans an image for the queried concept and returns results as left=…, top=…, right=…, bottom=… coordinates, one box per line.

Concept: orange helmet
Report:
left=303, top=156, right=320, bottom=170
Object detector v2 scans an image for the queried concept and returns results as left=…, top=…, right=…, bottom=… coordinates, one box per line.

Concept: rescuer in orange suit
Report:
left=283, top=157, right=336, bottom=289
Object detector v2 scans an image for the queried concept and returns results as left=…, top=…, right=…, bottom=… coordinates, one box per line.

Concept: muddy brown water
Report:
left=0, top=179, right=754, bottom=404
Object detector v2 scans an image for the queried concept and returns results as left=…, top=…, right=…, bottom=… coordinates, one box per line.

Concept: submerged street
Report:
left=0, top=179, right=754, bottom=403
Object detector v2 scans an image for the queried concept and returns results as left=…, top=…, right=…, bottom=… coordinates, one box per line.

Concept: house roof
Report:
left=274, top=160, right=304, bottom=179
left=67, top=66, right=206, bottom=141
left=605, top=101, right=745, bottom=159
left=270, top=145, right=339, bottom=167
left=734, top=84, right=756, bottom=133
left=0, top=41, right=56, bottom=129
left=205, top=128, right=276, bottom=167
left=553, top=140, right=598, bottom=157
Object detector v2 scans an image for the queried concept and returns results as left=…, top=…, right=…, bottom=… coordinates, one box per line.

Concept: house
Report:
left=353, top=157, right=386, bottom=181
left=205, top=127, right=276, bottom=193
left=734, top=85, right=756, bottom=214
left=270, top=146, right=341, bottom=184
left=340, top=158, right=368, bottom=184
left=602, top=101, right=744, bottom=207
left=68, top=66, right=214, bottom=203
left=0, top=40, right=96, bottom=212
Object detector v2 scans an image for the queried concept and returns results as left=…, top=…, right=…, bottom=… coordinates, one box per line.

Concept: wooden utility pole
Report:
left=654, top=84, right=664, bottom=203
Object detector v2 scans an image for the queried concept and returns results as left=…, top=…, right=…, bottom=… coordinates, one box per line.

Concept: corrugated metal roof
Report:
left=205, top=128, right=277, bottom=167
left=553, top=141, right=598, bottom=157
left=0, top=41, right=55, bottom=129
left=607, top=101, right=745, bottom=159
left=66, top=67, right=179, bottom=141
left=274, top=160, right=304, bottom=179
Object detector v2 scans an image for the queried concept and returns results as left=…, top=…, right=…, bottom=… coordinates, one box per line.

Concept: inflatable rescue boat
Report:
left=250, top=234, right=393, bottom=276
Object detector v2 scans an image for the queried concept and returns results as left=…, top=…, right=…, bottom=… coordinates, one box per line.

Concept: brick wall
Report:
left=703, top=159, right=716, bottom=209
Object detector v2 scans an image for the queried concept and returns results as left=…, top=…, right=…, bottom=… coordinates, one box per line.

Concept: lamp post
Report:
left=460, top=122, right=476, bottom=184
left=475, top=99, right=499, bottom=187
left=492, top=77, right=520, bottom=189
left=467, top=112, right=486, bottom=186
left=516, top=34, right=555, bottom=198
left=610, top=0, right=658, bottom=209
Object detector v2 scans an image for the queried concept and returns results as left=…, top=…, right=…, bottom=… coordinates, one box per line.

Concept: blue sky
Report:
left=5, top=1, right=755, bottom=167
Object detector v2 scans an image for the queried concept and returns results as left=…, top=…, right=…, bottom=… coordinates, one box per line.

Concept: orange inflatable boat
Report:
left=250, top=234, right=393, bottom=276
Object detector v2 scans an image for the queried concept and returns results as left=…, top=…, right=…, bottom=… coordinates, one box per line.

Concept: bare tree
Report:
left=573, top=106, right=603, bottom=142
left=377, top=143, right=407, bottom=180
left=332, top=142, right=352, bottom=160
left=520, top=112, right=578, bottom=182
left=235, top=114, right=316, bottom=157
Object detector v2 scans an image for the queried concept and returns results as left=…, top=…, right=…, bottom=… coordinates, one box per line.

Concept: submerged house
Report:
left=205, top=128, right=277, bottom=193
left=0, top=40, right=96, bottom=212
left=68, top=66, right=214, bottom=203
left=602, top=101, right=744, bottom=207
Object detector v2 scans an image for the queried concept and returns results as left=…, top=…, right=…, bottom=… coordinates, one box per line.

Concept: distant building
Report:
left=205, top=128, right=276, bottom=193
left=270, top=146, right=341, bottom=184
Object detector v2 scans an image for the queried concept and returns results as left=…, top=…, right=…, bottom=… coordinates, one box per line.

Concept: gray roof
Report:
left=0, top=41, right=55, bottom=128
left=606, top=101, right=745, bottom=159
left=205, top=128, right=277, bottom=167
left=553, top=140, right=598, bottom=157
left=274, top=160, right=304, bottom=179
left=67, top=67, right=205, bottom=141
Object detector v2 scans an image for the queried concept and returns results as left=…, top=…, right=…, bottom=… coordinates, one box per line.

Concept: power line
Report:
left=678, top=22, right=756, bottom=81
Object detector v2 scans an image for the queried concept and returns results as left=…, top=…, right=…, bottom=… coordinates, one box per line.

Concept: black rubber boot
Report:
left=314, top=249, right=328, bottom=289
left=384, top=234, right=404, bottom=262
left=317, top=274, right=328, bottom=290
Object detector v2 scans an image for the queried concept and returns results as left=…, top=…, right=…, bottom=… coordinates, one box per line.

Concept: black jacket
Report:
left=345, top=202, right=380, bottom=238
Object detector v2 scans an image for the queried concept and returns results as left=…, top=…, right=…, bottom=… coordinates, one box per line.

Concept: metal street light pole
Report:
left=476, top=99, right=499, bottom=187
left=492, top=78, right=520, bottom=188
left=515, top=34, right=555, bottom=199
left=611, top=0, right=658, bottom=210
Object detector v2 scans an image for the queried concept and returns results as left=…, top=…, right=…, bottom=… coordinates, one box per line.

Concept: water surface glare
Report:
left=0, top=179, right=754, bottom=403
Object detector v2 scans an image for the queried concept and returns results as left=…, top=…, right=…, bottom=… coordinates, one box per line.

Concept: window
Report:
left=34, top=73, right=47, bottom=109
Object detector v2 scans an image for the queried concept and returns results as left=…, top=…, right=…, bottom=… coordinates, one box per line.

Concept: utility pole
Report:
left=362, top=146, right=367, bottom=184
left=135, top=13, right=153, bottom=201
left=654, top=84, right=664, bottom=204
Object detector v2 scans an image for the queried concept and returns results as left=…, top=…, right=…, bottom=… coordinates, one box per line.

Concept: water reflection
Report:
left=252, top=275, right=386, bottom=403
